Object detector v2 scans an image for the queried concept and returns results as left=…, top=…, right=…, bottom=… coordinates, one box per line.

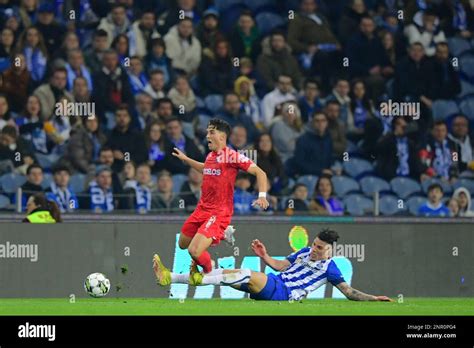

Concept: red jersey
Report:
left=196, top=147, right=254, bottom=216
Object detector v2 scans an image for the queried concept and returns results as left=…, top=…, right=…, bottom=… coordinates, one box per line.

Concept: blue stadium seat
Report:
left=172, top=174, right=188, bottom=194
left=0, top=173, right=27, bottom=194
left=195, top=96, right=205, bottom=109
left=296, top=175, right=318, bottom=195
left=198, top=114, right=213, bottom=131
left=421, top=178, right=452, bottom=195
left=0, top=194, right=10, bottom=209
left=41, top=173, right=53, bottom=190
left=459, top=81, right=474, bottom=98
left=452, top=178, right=474, bottom=194
left=332, top=175, right=360, bottom=198
left=343, top=194, right=373, bottom=216
left=204, top=94, right=224, bottom=114
left=255, top=12, right=286, bottom=35
left=406, top=196, right=426, bottom=216
left=379, top=195, right=404, bottom=216
left=214, top=0, right=244, bottom=12
left=460, top=53, right=474, bottom=79
left=390, top=177, right=421, bottom=199
left=359, top=176, right=391, bottom=197
left=447, top=37, right=472, bottom=57
left=243, top=0, right=277, bottom=13
left=459, top=95, right=474, bottom=120
left=69, top=174, right=86, bottom=193
left=342, top=157, right=373, bottom=178
left=432, top=100, right=460, bottom=121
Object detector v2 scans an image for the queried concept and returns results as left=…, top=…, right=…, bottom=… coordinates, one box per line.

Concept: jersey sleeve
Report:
left=327, top=260, right=346, bottom=286
left=229, top=150, right=255, bottom=171
left=286, top=247, right=311, bottom=264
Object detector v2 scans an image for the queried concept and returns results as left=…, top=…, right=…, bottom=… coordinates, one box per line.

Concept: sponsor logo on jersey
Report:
left=203, top=168, right=221, bottom=176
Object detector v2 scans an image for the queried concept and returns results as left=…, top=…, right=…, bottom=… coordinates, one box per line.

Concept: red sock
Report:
left=195, top=251, right=212, bottom=273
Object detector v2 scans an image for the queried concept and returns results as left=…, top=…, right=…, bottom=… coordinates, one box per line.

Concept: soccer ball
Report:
left=84, top=273, right=111, bottom=298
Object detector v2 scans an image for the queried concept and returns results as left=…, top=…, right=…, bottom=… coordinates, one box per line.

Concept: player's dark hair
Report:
left=317, top=228, right=340, bottom=244
left=208, top=118, right=231, bottom=139
left=428, top=183, right=443, bottom=194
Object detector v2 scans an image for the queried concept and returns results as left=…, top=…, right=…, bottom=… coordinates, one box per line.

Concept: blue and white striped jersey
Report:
left=277, top=247, right=345, bottom=301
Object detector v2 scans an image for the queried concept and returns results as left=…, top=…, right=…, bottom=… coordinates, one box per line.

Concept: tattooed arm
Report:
left=336, top=282, right=393, bottom=301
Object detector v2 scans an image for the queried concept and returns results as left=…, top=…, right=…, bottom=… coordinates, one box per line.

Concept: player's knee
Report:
left=187, top=245, right=201, bottom=259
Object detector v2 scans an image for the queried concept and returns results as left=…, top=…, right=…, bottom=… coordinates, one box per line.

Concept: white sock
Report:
left=171, top=273, right=189, bottom=284
left=201, top=269, right=251, bottom=286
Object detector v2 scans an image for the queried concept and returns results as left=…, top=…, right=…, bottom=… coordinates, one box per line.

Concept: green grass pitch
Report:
left=0, top=298, right=473, bottom=316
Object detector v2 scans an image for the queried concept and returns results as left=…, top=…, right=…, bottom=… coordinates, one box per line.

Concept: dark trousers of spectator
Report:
left=311, top=50, right=347, bottom=94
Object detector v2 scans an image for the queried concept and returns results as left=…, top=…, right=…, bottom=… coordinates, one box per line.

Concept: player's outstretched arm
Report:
left=336, top=282, right=393, bottom=302
left=251, top=239, right=290, bottom=271
left=247, top=165, right=269, bottom=210
left=172, top=147, right=204, bottom=172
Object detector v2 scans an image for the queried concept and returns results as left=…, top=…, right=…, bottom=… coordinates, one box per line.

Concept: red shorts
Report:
left=181, top=209, right=231, bottom=246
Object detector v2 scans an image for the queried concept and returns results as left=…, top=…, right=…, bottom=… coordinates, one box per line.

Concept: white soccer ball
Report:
left=84, top=272, right=111, bottom=298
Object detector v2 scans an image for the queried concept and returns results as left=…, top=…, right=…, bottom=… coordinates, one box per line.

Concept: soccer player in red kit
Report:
left=165, top=118, right=269, bottom=277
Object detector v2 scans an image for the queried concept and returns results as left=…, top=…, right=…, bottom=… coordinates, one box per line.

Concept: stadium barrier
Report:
left=0, top=219, right=472, bottom=298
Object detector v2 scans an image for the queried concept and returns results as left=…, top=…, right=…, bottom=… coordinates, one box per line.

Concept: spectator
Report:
left=36, top=3, right=65, bottom=57
left=216, top=93, right=259, bottom=142
left=144, top=38, right=173, bottom=87
left=325, top=100, right=347, bottom=159
left=234, top=76, right=261, bottom=126
left=420, top=121, right=459, bottom=181
left=284, top=183, right=309, bottom=212
left=270, top=101, right=303, bottom=163
left=0, top=93, right=15, bottom=130
left=452, top=187, right=474, bottom=217
left=96, top=146, right=123, bottom=194
left=16, top=26, right=48, bottom=87
left=379, top=30, right=402, bottom=76
left=256, top=31, right=302, bottom=92
left=0, top=125, right=36, bottom=174
left=143, top=69, right=166, bottom=102
left=97, top=4, right=131, bottom=47
left=151, top=170, right=181, bottom=211
left=84, top=29, right=109, bottom=74
left=375, top=117, right=423, bottom=181
left=45, top=165, right=78, bottom=213
left=52, top=31, right=80, bottom=66
left=195, top=8, right=225, bottom=50
left=85, top=165, right=116, bottom=213
left=106, top=105, right=148, bottom=171
left=157, top=0, right=201, bottom=35
left=309, top=174, right=344, bottom=215
left=0, top=53, right=30, bottom=113
left=127, top=9, right=159, bottom=58
left=198, top=39, right=234, bottom=96
left=418, top=183, right=450, bottom=217
left=64, top=49, right=93, bottom=92
left=156, top=97, right=174, bottom=121
left=235, top=57, right=266, bottom=98
left=287, top=0, right=342, bottom=91
left=127, top=56, right=148, bottom=96
left=254, top=133, right=288, bottom=194
left=92, top=49, right=134, bottom=126
left=326, top=78, right=351, bottom=124
left=233, top=172, right=255, bottom=215
left=163, top=117, right=203, bottom=175
left=229, top=125, right=249, bottom=151
left=72, top=77, right=92, bottom=104
left=33, top=67, right=74, bottom=121
left=261, top=75, right=297, bottom=127
left=447, top=197, right=460, bottom=217
left=404, top=9, right=446, bottom=57
left=123, top=163, right=154, bottom=213
left=338, top=0, right=368, bottom=45
left=448, top=115, right=474, bottom=174
left=63, top=116, right=107, bottom=174
left=431, top=42, right=461, bottom=100
left=163, top=17, right=202, bottom=76
left=111, top=33, right=130, bottom=66
left=0, top=27, right=15, bottom=63
left=134, top=93, right=157, bottom=130
left=292, top=112, right=334, bottom=176
left=167, top=74, right=197, bottom=131
left=228, top=10, right=261, bottom=62
left=179, top=167, right=202, bottom=211
left=145, top=120, right=168, bottom=174
left=298, top=78, right=323, bottom=123
left=346, top=16, right=391, bottom=100
left=20, top=163, right=44, bottom=209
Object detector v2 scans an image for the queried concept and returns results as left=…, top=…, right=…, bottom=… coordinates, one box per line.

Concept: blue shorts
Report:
left=242, top=274, right=290, bottom=301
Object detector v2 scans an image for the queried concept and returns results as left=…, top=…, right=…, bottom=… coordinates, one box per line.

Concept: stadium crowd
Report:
left=0, top=0, right=474, bottom=217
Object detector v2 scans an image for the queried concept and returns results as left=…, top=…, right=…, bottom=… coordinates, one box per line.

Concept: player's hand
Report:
left=251, top=239, right=268, bottom=258
left=252, top=197, right=269, bottom=210
left=375, top=295, right=394, bottom=302
left=172, top=147, right=189, bottom=162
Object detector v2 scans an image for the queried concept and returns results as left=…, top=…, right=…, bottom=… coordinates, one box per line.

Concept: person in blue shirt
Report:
left=153, top=228, right=393, bottom=302
left=418, top=183, right=450, bottom=217
left=45, top=165, right=79, bottom=213
left=233, top=172, right=255, bottom=215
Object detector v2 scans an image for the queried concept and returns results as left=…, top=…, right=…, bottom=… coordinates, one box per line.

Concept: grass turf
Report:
left=0, top=298, right=472, bottom=316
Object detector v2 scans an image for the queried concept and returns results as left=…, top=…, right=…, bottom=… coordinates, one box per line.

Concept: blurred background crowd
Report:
left=0, top=0, right=474, bottom=217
